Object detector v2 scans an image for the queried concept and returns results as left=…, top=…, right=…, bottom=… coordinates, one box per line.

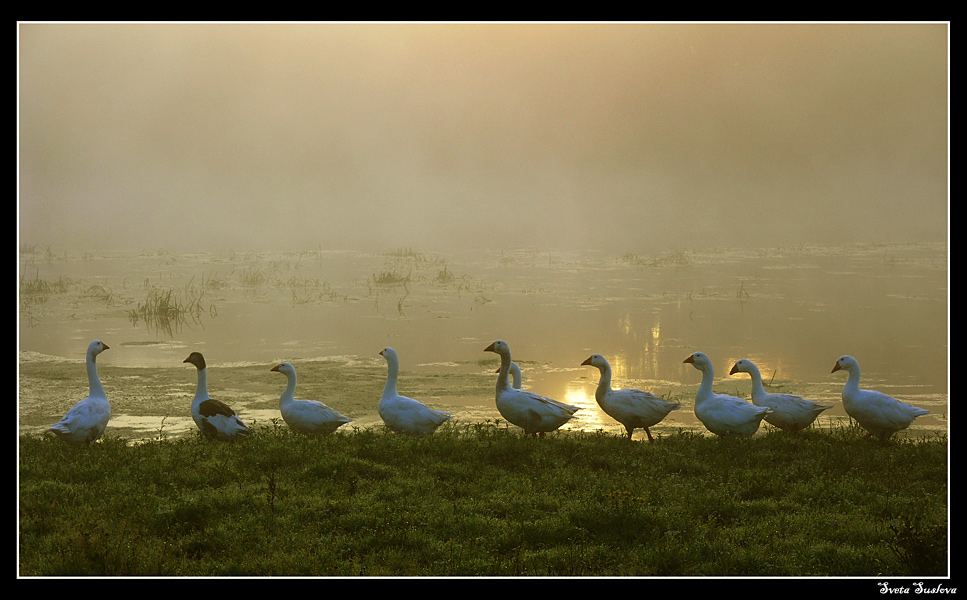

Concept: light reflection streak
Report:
left=650, top=310, right=661, bottom=378
left=563, top=380, right=611, bottom=430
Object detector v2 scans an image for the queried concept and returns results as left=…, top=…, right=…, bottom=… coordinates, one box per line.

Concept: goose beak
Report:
left=102, top=343, right=110, bottom=350
left=182, top=357, right=190, bottom=363
left=831, top=362, right=841, bottom=373
left=581, top=356, right=592, bottom=366
left=484, top=342, right=496, bottom=352
left=683, top=354, right=695, bottom=364
left=379, top=350, right=385, bottom=356
left=270, top=364, right=280, bottom=372
left=729, top=363, right=738, bottom=375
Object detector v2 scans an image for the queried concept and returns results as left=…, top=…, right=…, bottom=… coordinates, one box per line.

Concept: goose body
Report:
left=271, top=362, right=352, bottom=434
left=485, top=340, right=579, bottom=436
left=831, top=355, right=929, bottom=442
left=183, top=352, right=250, bottom=441
left=684, top=352, right=770, bottom=438
left=582, top=353, right=680, bottom=442
left=378, top=347, right=451, bottom=435
left=46, top=340, right=112, bottom=445
left=729, top=359, right=832, bottom=432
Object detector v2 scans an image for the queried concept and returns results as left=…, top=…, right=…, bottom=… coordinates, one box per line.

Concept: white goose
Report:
left=831, top=355, right=929, bottom=442
left=582, top=353, right=680, bottom=442
left=271, top=362, right=352, bottom=434
left=46, top=340, right=112, bottom=445
left=729, top=359, right=832, bottom=432
left=484, top=340, right=579, bottom=436
left=683, top=352, right=771, bottom=438
left=378, top=347, right=452, bottom=436
left=183, top=352, right=250, bottom=441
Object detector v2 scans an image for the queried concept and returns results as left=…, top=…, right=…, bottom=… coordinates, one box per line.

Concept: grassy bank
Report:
left=18, top=422, right=947, bottom=577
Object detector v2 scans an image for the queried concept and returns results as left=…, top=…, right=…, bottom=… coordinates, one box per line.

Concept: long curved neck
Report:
left=383, top=357, right=399, bottom=397
left=281, top=371, right=297, bottom=403
left=86, top=351, right=106, bottom=398
left=595, top=364, right=613, bottom=401
left=194, top=367, right=209, bottom=400
left=496, top=352, right=511, bottom=395
left=843, top=366, right=862, bottom=395
left=747, top=365, right=767, bottom=399
left=697, top=364, right=715, bottom=401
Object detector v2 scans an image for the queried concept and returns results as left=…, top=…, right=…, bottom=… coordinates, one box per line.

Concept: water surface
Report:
left=19, top=242, right=948, bottom=441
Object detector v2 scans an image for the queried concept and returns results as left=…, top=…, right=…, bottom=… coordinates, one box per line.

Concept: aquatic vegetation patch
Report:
left=619, top=250, right=691, bottom=269
left=127, top=285, right=214, bottom=335
left=369, top=268, right=411, bottom=286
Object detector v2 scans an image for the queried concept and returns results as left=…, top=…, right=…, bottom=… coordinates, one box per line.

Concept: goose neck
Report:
left=280, top=371, right=297, bottom=403
left=495, top=352, right=511, bottom=395
left=747, top=365, right=767, bottom=399
left=86, top=351, right=106, bottom=398
left=509, top=365, right=521, bottom=389
left=194, top=367, right=209, bottom=400
left=383, top=357, right=399, bottom=398
left=842, top=366, right=862, bottom=394
left=595, top=364, right=613, bottom=402
left=697, top=364, right=715, bottom=401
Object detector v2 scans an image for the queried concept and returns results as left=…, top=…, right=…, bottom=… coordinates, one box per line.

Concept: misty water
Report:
left=18, top=242, right=948, bottom=442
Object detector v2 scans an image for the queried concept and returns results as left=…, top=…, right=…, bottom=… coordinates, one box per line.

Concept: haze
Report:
left=18, top=22, right=948, bottom=255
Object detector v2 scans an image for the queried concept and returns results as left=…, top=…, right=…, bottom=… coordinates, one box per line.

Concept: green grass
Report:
left=19, top=423, right=947, bottom=577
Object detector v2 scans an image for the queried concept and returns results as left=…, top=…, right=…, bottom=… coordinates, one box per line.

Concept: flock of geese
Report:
left=44, top=338, right=931, bottom=446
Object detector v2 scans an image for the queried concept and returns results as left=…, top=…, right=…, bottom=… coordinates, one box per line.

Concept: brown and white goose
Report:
left=183, top=352, right=250, bottom=441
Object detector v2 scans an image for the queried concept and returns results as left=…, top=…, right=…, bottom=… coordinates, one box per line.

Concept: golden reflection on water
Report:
left=650, top=313, right=661, bottom=378
left=563, top=380, right=610, bottom=431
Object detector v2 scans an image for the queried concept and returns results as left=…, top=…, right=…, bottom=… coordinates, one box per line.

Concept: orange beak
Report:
left=831, top=362, right=842, bottom=373
left=270, top=364, right=280, bottom=372
left=581, top=356, right=592, bottom=366
left=683, top=354, right=695, bottom=364
left=484, top=342, right=496, bottom=352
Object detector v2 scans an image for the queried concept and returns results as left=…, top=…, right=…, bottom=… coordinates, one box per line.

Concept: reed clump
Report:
left=19, top=270, right=77, bottom=311
left=19, top=271, right=76, bottom=296
left=127, top=284, right=214, bottom=334
left=370, top=268, right=411, bottom=286
left=620, top=250, right=691, bottom=269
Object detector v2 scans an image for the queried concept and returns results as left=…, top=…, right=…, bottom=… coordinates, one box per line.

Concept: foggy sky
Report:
left=18, top=22, right=948, bottom=255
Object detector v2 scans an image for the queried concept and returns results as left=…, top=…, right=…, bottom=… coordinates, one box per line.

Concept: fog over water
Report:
left=18, top=22, right=948, bottom=255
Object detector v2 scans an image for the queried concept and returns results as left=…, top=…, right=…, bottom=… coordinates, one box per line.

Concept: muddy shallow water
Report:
left=19, top=242, right=948, bottom=442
